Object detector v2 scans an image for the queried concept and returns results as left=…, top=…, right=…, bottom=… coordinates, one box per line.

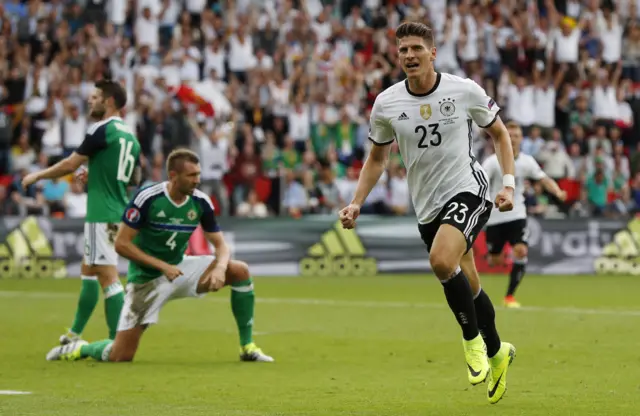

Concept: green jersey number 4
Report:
left=166, top=232, right=178, bottom=251
left=117, top=138, right=136, bottom=183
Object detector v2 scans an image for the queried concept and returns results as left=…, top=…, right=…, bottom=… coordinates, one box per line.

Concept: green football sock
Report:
left=103, top=282, right=125, bottom=340
left=70, top=276, right=100, bottom=335
left=80, top=339, right=113, bottom=361
left=231, top=279, right=255, bottom=346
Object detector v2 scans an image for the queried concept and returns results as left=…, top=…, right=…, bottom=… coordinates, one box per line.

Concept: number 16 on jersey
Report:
left=117, top=138, right=136, bottom=182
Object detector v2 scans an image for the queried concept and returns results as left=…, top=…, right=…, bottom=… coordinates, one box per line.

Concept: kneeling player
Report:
left=481, top=121, right=566, bottom=308
left=46, top=149, right=273, bottom=363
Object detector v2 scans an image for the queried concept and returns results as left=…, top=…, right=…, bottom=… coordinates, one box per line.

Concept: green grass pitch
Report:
left=1, top=274, right=640, bottom=415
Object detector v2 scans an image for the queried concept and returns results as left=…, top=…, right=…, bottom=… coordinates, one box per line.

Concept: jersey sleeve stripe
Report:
left=133, top=184, right=164, bottom=207
left=86, top=118, right=109, bottom=135
left=193, top=189, right=215, bottom=211
left=367, top=136, right=394, bottom=146
left=133, top=186, right=163, bottom=207
left=477, top=109, right=501, bottom=129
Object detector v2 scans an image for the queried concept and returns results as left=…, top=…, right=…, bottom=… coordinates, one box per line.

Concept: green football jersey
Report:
left=122, top=182, right=220, bottom=283
left=76, top=116, right=141, bottom=223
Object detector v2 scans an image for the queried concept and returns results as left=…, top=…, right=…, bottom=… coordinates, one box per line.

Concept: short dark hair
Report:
left=166, top=148, right=200, bottom=173
left=395, top=22, right=435, bottom=46
left=505, top=120, right=521, bottom=130
left=95, top=80, right=127, bottom=110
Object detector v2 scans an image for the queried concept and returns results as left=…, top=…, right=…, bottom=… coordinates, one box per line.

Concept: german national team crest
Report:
left=419, top=104, right=432, bottom=120
left=439, top=98, right=456, bottom=117
left=125, top=207, right=140, bottom=223
left=187, top=209, right=197, bottom=220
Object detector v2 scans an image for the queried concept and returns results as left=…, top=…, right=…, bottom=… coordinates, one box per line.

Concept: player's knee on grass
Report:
left=513, top=244, right=528, bottom=260
left=109, top=350, right=134, bottom=362
left=226, top=260, right=250, bottom=285
left=109, top=328, right=144, bottom=362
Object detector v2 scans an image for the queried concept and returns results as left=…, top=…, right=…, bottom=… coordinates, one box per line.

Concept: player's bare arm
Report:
left=484, top=117, right=516, bottom=212
left=351, top=143, right=391, bottom=206
left=199, top=231, right=232, bottom=292
left=540, top=177, right=567, bottom=201
left=114, top=223, right=183, bottom=280
left=22, top=152, right=88, bottom=188
left=339, top=143, right=391, bottom=229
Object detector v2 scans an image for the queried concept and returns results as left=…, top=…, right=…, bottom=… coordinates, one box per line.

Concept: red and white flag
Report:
left=168, top=84, right=215, bottom=117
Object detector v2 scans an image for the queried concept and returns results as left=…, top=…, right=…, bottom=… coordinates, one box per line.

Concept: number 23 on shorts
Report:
left=442, top=201, right=469, bottom=224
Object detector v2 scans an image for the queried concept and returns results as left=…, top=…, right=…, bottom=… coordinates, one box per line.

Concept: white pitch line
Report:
left=0, top=390, right=32, bottom=395
left=252, top=297, right=640, bottom=317
left=1, top=290, right=640, bottom=317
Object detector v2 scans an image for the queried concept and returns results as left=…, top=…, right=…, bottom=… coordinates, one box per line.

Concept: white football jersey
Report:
left=482, top=153, right=547, bottom=226
left=368, top=73, right=499, bottom=224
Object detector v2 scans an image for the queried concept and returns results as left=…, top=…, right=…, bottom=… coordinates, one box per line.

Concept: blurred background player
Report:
left=22, top=80, right=141, bottom=345
left=46, top=149, right=273, bottom=363
left=482, top=121, right=567, bottom=308
left=339, top=22, right=516, bottom=404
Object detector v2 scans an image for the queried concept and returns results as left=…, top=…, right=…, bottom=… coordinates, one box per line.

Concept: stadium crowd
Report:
left=0, top=0, right=639, bottom=219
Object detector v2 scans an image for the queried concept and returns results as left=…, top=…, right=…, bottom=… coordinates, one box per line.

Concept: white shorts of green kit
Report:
left=117, top=255, right=216, bottom=331
left=84, top=222, right=120, bottom=266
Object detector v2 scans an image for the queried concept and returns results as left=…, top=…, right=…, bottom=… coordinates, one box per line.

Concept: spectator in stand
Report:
left=588, top=125, right=612, bottom=155
left=61, top=103, right=86, bottom=156
left=8, top=169, right=47, bottom=216
left=521, top=126, right=547, bottom=160
left=0, top=185, right=19, bottom=216
left=583, top=166, right=612, bottom=217
left=236, top=189, right=269, bottom=218
left=282, top=168, right=308, bottom=218
left=569, top=124, right=589, bottom=155
left=0, top=0, right=637, bottom=220
left=42, top=176, right=69, bottom=216
left=585, top=147, right=614, bottom=177
left=568, top=141, right=587, bottom=180
left=538, top=132, right=575, bottom=181
left=611, top=157, right=631, bottom=215
left=64, top=179, right=88, bottom=219
left=570, top=94, right=593, bottom=132
left=315, top=160, right=342, bottom=215
left=231, top=141, right=261, bottom=210
left=188, top=112, right=230, bottom=216
left=612, top=139, right=630, bottom=179
left=10, top=131, right=36, bottom=173
left=525, top=180, right=550, bottom=218
left=388, top=162, right=410, bottom=216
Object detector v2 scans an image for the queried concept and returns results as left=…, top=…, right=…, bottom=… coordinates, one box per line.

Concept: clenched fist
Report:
left=339, top=204, right=361, bottom=229
left=494, top=187, right=514, bottom=212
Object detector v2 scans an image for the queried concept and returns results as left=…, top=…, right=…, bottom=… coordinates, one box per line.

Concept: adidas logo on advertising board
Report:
left=0, top=217, right=67, bottom=279
left=595, top=217, right=640, bottom=275
left=299, top=221, right=377, bottom=276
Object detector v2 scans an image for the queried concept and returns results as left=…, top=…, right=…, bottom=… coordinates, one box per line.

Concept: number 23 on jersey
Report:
left=415, top=123, right=442, bottom=148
